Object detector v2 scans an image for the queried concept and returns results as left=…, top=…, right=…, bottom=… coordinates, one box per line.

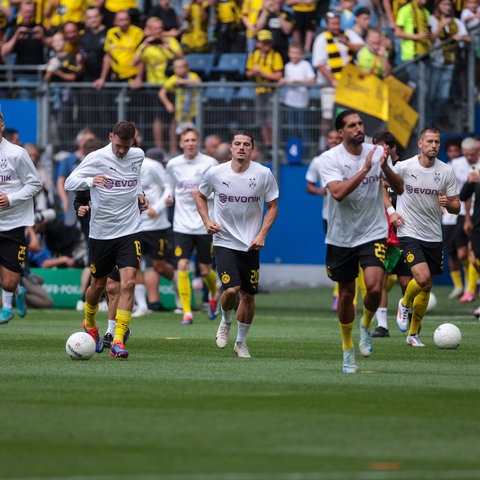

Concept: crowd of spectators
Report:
left=0, top=0, right=478, bottom=153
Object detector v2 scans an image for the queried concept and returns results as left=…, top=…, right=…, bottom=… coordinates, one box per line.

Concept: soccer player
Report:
left=65, top=121, right=147, bottom=359
left=164, top=127, right=219, bottom=325
left=317, top=110, right=403, bottom=373
left=196, top=130, right=279, bottom=358
left=0, top=112, right=42, bottom=323
left=395, top=128, right=460, bottom=346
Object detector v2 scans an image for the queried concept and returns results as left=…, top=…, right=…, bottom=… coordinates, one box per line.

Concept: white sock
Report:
left=2, top=291, right=13, bottom=309
left=134, top=284, right=148, bottom=310
left=221, top=306, right=233, bottom=324
left=236, top=321, right=250, bottom=344
left=107, top=319, right=116, bottom=335
left=375, top=307, right=388, bottom=329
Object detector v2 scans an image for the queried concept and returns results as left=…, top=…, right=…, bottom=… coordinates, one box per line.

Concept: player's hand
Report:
left=77, top=205, right=90, bottom=217
left=205, top=220, right=221, bottom=235
left=389, top=211, right=405, bottom=227
left=364, top=145, right=376, bottom=172
left=92, top=175, right=108, bottom=187
left=147, top=207, right=158, bottom=218
left=138, top=194, right=148, bottom=211
left=249, top=234, right=265, bottom=251
left=438, top=190, right=447, bottom=208
left=0, top=193, right=10, bottom=209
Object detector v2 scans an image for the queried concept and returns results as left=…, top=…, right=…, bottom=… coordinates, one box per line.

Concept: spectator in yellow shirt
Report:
left=246, top=29, right=284, bottom=157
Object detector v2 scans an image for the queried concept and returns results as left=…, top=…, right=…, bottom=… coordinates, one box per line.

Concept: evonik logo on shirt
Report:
left=104, top=178, right=138, bottom=189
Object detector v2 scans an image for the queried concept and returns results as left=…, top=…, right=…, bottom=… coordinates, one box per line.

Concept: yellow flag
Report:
left=334, top=64, right=388, bottom=121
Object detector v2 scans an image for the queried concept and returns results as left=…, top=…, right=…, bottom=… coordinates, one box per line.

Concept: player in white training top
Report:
left=65, top=121, right=147, bottom=359
left=164, top=127, right=219, bottom=325
left=0, top=111, right=42, bottom=324
left=395, top=127, right=460, bottom=347
left=196, top=131, right=279, bottom=358
left=318, top=110, right=403, bottom=374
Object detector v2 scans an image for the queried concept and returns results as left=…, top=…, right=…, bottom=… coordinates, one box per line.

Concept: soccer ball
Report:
left=433, top=323, right=462, bottom=349
left=426, top=292, right=437, bottom=313
left=66, top=332, right=96, bottom=360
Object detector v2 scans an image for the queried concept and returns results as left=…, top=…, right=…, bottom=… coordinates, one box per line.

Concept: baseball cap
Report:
left=257, top=29, right=273, bottom=42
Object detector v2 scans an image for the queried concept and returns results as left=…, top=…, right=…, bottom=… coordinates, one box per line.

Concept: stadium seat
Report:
left=185, top=53, right=216, bottom=80
left=203, top=84, right=235, bottom=104
left=211, top=53, right=248, bottom=81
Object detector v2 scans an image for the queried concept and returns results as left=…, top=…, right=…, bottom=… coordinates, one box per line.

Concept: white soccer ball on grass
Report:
left=433, top=323, right=461, bottom=349
left=66, top=331, right=96, bottom=360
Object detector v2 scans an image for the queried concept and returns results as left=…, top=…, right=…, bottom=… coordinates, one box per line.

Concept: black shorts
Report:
left=443, top=224, right=457, bottom=255
left=0, top=227, right=26, bottom=273
left=144, top=87, right=173, bottom=123
left=174, top=232, right=212, bottom=264
left=453, top=215, right=470, bottom=249
left=89, top=233, right=142, bottom=278
left=293, top=10, right=317, bottom=32
left=399, top=236, right=444, bottom=276
left=141, top=229, right=170, bottom=261
left=470, top=228, right=480, bottom=259
left=214, top=245, right=259, bottom=295
left=326, top=239, right=386, bottom=283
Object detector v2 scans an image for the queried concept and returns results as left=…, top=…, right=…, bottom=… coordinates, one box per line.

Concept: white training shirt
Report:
left=0, top=138, right=42, bottom=231
left=140, top=157, right=171, bottom=232
left=65, top=143, right=144, bottom=240
left=449, top=155, right=480, bottom=216
left=198, top=160, right=279, bottom=252
left=395, top=156, right=459, bottom=242
left=318, top=142, right=388, bottom=248
left=283, top=59, right=316, bottom=109
left=305, top=154, right=329, bottom=221
left=165, top=152, right=218, bottom=235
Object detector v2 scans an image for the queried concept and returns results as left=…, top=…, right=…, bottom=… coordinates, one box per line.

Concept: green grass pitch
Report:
left=0, top=284, right=479, bottom=480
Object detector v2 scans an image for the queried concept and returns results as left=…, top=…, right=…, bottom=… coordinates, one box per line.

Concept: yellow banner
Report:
left=335, top=64, right=389, bottom=121
left=335, top=64, right=417, bottom=148
left=388, top=95, right=418, bottom=149
left=384, top=75, right=413, bottom=103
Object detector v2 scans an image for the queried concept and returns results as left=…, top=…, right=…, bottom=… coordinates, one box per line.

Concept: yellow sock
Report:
left=386, top=274, right=398, bottom=292
left=357, top=268, right=367, bottom=299
left=450, top=270, right=463, bottom=290
left=403, top=278, right=423, bottom=307
left=333, top=282, right=339, bottom=297
left=409, top=291, right=429, bottom=335
left=178, top=270, right=192, bottom=313
left=203, top=269, right=217, bottom=297
left=466, top=262, right=479, bottom=295
left=361, top=306, right=375, bottom=328
left=84, top=301, right=99, bottom=329
left=114, top=309, right=131, bottom=343
left=339, top=321, right=354, bottom=351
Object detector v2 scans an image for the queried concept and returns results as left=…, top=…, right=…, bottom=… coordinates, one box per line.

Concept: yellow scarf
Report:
left=411, top=1, right=431, bottom=56
left=325, top=31, right=350, bottom=81
left=437, top=17, right=459, bottom=64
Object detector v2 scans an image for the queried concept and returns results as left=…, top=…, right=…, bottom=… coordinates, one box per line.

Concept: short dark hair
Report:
left=419, top=127, right=440, bottom=139
left=372, top=130, right=397, bottom=148
left=335, top=109, right=358, bottom=130
left=112, top=121, right=136, bottom=140
left=231, top=130, right=255, bottom=148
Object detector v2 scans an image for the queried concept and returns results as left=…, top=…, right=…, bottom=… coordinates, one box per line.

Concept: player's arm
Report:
left=380, top=148, right=404, bottom=195
left=383, top=181, right=404, bottom=226
left=249, top=198, right=278, bottom=251
left=439, top=192, right=460, bottom=215
left=196, top=191, right=220, bottom=234
left=306, top=181, right=327, bottom=196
